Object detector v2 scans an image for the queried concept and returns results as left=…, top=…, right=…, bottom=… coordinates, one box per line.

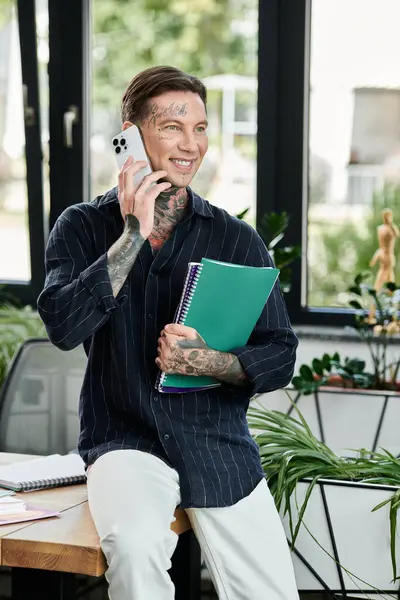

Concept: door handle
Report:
left=22, top=84, right=35, bottom=126
left=63, top=105, right=79, bottom=148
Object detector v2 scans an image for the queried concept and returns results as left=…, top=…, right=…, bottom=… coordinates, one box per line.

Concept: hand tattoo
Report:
left=162, top=334, right=247, bottom=386
left=107, top=214, right=144, bottom=297
left=177, top=336, right=208, bottom=350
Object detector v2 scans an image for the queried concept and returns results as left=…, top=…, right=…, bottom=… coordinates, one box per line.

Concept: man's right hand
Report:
left=118, top=155, right=171, bottom=239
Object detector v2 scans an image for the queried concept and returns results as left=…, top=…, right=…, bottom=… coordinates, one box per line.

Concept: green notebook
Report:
left=156, top=258, right=279, bottom=393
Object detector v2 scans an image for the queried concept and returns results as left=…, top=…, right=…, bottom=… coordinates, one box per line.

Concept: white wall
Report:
left=293, top=328, right=399, bottom=374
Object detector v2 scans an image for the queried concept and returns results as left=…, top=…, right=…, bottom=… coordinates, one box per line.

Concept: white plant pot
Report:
left=280, top=478, right=400, bottom=595
left=256, top=387, right=400, bottom=457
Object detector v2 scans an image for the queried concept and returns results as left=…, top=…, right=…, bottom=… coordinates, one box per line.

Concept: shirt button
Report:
left=153, top=394, right=159, bottom=402
left=163, top=434, right=170, bottom=441
left=147, top=313, right=154, bottom=319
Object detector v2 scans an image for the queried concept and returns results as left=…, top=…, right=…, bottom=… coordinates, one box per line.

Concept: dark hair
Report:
left=121, top=66, right=207, bottom=124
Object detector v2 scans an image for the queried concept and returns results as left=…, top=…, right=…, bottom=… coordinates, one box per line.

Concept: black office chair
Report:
left=0, top=338, right=86, bottom=455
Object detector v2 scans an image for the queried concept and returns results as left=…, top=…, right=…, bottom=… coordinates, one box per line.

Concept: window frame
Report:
left=48, top=0, right=91, bottom=231
left=8, top=0, right=356, bottom=325
left=257, top=0, right=354, bottom=327
left=0, top=0, right=46, bottom=306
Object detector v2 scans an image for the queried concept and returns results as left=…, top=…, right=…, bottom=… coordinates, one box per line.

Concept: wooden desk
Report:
left=0, top=453, right=200, bottom=600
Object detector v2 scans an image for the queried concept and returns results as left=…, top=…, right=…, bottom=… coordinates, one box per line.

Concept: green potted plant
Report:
left=0, top=290, right=46, bottom=391
left=278, top=273, right=400, bottom=462
left=292, top=274, right=400, bottom=395
left=247, top=401, right=400, bottom=594
left=236, top=209, right=301, bottom=293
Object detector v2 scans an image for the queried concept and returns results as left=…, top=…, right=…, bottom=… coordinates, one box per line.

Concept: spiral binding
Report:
left=177, top=264, right=203, bottom=325
left=19, top=474, right=86, bottom=492
left=157, top=262, right=203, bottom=390
left=172, top=264, right=196, bottom=325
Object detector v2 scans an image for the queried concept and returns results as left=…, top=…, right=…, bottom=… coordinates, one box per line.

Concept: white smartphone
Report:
left=112, top=125, right=153, bottom=188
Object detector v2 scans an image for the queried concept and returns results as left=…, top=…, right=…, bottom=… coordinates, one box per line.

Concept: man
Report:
left=38, top=65, right=299, bottom=600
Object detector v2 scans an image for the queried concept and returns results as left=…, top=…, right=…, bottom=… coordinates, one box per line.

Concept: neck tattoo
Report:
left=148, top=187, right=188, bottom=251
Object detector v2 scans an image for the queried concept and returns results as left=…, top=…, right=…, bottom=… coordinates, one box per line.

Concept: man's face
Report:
left=123, top=90, right=208, bottom=188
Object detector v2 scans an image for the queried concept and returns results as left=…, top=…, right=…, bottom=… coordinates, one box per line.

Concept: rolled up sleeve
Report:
left=37, top=209, right=123, bottom=351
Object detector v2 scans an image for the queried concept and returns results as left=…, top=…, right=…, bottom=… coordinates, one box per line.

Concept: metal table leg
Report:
left=11, top=568, right=77, bottom=600
left=170, top=529, right=202, bottom=600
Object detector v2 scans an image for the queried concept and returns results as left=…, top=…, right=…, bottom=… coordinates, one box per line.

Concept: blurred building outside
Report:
left=307, top=0, right=400, bottom=307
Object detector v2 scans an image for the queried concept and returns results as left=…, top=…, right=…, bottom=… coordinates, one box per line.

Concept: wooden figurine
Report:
left=368, top=208, right=399, bottom=330
left=370, top=208, right=399, bottom=291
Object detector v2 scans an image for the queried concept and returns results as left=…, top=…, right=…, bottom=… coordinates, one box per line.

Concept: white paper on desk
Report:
left=0, top=496, right=27, bottom=514
left=0, top=504, right=60, bottom=526
left=0, top=490, right=15, bottom=498
left=0, top=453, right=86, bottom=491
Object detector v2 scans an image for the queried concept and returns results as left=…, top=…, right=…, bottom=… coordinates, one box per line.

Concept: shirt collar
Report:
left=188, top=187, right=214, bottom=219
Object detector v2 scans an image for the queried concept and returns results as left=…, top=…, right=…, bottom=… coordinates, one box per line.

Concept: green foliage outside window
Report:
left=0, top=0, right=12, bottom=28
left=93, top=0, right=257, bottom=112
left=309, top=185, right=400, bottom=307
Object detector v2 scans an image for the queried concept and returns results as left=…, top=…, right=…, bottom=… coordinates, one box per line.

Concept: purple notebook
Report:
left=155, top=262, right=221, bottom=394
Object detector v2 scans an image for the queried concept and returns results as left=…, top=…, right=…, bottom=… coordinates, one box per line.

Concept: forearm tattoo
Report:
left=107, top=214, right=144, bottom=297
left=174, top=335, right=247, bottom=386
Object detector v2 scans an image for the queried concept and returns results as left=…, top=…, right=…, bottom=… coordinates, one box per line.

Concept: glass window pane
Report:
left=307, top=0, right=400, bottom=308
left=0, top=1, right=31, bottom=282
left=36, top=0, right=50, bottom=217
left=91, top=0, right=258, bottom=226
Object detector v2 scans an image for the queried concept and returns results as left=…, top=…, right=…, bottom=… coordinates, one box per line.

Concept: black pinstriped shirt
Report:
left=37, top=187, right=298, bottom=508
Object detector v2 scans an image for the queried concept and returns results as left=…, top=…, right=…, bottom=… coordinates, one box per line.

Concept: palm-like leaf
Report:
left=248, top=402, right=400, bottom=580
left=0, top=307, right=46, bottom=389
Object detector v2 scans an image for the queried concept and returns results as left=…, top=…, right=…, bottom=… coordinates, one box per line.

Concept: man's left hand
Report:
left=155, top=323, right=247, bottom=385
left=155, top=323, right=208, bottom=376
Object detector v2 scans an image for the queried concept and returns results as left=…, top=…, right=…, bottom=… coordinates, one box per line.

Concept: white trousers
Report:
left=87, top=449, right=299, bottom=600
